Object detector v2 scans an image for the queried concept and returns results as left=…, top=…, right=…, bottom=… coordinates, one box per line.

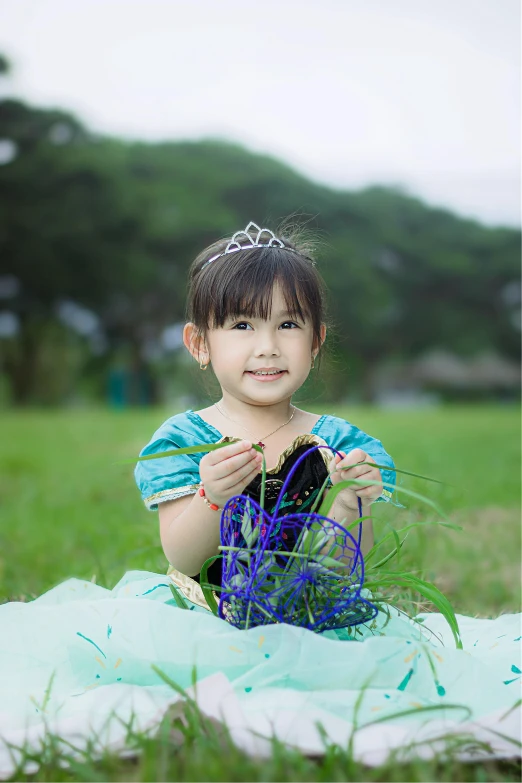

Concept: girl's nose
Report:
left=254, top=332, right=281, bottom=357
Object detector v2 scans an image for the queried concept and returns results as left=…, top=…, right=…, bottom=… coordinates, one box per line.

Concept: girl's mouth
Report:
left=246, top=370, right=287, bottom=382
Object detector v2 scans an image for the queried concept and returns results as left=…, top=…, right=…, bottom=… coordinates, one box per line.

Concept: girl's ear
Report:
left=313, top=323, right=327, bottom=356
left=183, top=323, right=209, bottom=366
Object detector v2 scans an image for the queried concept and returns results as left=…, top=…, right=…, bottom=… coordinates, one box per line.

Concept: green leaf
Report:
left=365, top=520, right=461, bottom=565
left=334, top=460, right=445, bottom=486
left=390, top=526, right=401, bottom=567
left=169, top=583, right=190, bottom=610
left=358, top=702, right=471, bottom=730
left=318, top=479, right=448, bottom=520
left=296, top=522, right=328, bottom=559
left=318, top=555, right=352, bottom=571
left=368, top=534, right=408, bottom=570
left=310, top=472, right=332, bottom=514
left=151, top=664, right=190, bottom=699
left=122, top=441, right=264, bottom=464
left=239, top=505, right=261, bottom=548
left=365, top=573, right=462, bottom=648
left=259, top=451, right=267, bottom=511
left=199, top=555, right=221, bottom=616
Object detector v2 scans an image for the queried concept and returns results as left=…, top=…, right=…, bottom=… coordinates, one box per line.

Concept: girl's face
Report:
left=188, top=283, right=325, bottom=407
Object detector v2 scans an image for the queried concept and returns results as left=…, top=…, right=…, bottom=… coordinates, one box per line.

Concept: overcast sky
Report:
left=0, top=0, right=520, bottom=227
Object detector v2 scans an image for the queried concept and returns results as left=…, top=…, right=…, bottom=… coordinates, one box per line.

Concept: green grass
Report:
left=0, top=404, right=520, bottom=781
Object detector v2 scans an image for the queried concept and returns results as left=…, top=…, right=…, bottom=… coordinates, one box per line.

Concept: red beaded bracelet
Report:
left=198, top=483, right=220, bottom=511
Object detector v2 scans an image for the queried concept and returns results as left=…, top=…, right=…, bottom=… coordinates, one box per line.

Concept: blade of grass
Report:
left=367, top=534, right=408, bottom=570
left=121, top=442, right=264, bottom=464
left=259, top=450, right=267, bottom=511
left=365, top=520, right=462, bottom=565
left=169, top=583, right=189, bottom=610
left=358, top=702, right=471, bottom=730
left=199, top=555, right=221, bottom=615
left=128, top=449, right=443, bottom=489
left=365, top=573, right=462, bottom=648
left=318, top=479, right=448, bottom=520
left=339, top=461, right=445, bottom=485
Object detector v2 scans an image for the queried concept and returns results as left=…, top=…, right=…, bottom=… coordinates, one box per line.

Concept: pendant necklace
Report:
left=213, top=402, right=296, bottom=449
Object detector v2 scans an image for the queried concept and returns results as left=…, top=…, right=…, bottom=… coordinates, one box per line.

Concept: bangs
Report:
left=187, top=239, right=327, bottom=348
left=192, top=247, right=321, bottom=329
left=207, top=249, right=311, bottom=327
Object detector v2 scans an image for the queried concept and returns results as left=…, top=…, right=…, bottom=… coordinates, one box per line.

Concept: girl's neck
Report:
left=195, top=401, right=322, bottom=470
left=196, top=397, right=319, bottom=440
left=216, top=395, right=294, bottom=431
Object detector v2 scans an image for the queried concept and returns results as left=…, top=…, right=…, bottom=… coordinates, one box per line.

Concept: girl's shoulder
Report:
left=314, top=413, right=390, bottom=457
left=143, top=409, right=219, bottom=452
left=136, top=410, right=216, bottom=510
left=316, top=413, right=397, bottom=503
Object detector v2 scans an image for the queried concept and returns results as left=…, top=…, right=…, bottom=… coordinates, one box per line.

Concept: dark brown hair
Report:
left=186, top=222, right=328, bottom=350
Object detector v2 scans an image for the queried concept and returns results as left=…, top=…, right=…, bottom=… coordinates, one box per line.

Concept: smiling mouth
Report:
left=245, top=371, right=288, bottom=382
left=246, top=370, right=287, bottom=376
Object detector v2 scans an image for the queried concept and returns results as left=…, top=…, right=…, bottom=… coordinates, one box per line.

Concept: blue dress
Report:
left=0, top=411, right=519, bottom=776
left=134, top=410, right=397, bottom=510
left=135, top=410, right=397, bottom=593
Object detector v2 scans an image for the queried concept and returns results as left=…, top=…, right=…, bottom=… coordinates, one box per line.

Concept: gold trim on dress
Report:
left=144, top=437, right=392, bottom=508
left=144, top=484, right=199, bottom=509
left=219, top=433, right=335, bottom=474
left=144, top=435, right=340, bottom=510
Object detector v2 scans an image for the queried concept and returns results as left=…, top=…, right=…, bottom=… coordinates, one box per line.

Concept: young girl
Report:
left=135, top=221, right=397, bottom=603
left=0, top=222, right=519, bottom=776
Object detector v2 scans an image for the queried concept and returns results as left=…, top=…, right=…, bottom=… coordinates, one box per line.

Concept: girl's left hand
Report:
left=329, top=448, right=383, bottom=510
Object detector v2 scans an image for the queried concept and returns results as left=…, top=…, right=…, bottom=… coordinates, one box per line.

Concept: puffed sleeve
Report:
left=135, top=412, right=209, bottom=510
left=321, top=415, right=399, bottom=505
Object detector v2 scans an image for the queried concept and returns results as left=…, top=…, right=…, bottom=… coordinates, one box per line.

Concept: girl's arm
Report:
left=158, top=494, right=222, bottom=576
left=158, top=439, right=263, bottom=576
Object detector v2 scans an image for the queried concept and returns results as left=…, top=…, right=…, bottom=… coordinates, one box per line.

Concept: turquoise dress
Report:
left=0, top=411, right=519, bottom=776
left=134, top=410, right=397, bottom=510
left=135, top=410, right=397, bottom=592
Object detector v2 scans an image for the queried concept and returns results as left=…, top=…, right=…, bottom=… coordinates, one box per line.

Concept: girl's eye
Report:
left=230, top=321, right=300, bottom=330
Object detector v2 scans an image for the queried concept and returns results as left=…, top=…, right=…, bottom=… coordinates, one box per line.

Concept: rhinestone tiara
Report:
left=201, top=221, right=302, bottom=269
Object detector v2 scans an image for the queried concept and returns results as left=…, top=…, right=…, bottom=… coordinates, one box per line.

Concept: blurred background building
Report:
left=0, top=0, right=519, bottom=407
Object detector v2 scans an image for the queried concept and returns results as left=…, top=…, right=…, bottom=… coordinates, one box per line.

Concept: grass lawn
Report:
left=0, top=404, right=520, bottom=781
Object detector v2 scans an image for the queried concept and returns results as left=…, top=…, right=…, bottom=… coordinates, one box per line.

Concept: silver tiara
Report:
left=201, top=221, right=300, bottom=269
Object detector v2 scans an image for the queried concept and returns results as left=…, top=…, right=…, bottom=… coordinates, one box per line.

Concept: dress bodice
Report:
left=135, top=409, right=397, bottom=512
left=196, top=438, right=332, bottom=588
left=135, top=408, right=398, bottom=600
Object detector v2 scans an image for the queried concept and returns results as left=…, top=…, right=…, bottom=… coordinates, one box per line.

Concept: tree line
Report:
left=0, top=55, right=519, bottom=405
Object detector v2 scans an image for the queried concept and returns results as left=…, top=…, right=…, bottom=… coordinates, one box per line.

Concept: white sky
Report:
left=0, top=0, right=520, bottom=227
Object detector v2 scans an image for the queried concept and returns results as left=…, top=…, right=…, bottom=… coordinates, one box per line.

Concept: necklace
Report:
left=214, top=402, right=296, bottom=449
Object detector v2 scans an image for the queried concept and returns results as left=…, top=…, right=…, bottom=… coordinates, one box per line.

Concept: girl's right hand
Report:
left=199, top=440, right=263, bottom=508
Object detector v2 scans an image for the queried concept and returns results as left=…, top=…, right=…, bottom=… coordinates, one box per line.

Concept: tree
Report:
left=0, top=54, right=519, bottom=404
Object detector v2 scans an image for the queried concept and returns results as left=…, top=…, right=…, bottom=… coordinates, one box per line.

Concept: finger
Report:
left=355, top=485, right=382, bottom=499
left=343, top=448, right=368, bottom=465
left=211, top=448, right=260, bottom=480
left=205, top=439, right=252, bottom=466
left=347, top=470, right=381, bottom=485
left=227, top=462, right=262, bottom=495
left=339, top=474, right=382, bottom=494
left=221, top=453, right=263, bottom=489
left=336, top=457, right=370, bottom=473
left=337, top=462, right=380, bottom=478
left=334, top=450, right=346, bottom=464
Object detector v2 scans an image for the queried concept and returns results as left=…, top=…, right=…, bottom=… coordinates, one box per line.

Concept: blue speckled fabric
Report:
left=0, top=570, right=520, bottom=775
